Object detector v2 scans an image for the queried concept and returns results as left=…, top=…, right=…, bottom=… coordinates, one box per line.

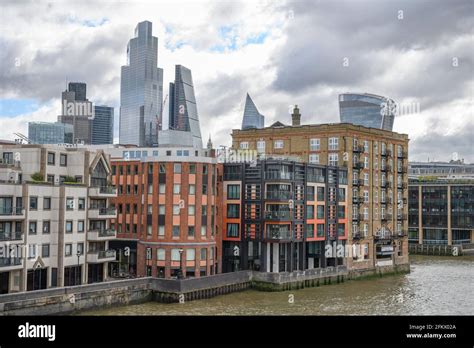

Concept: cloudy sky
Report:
left=0, top=0, right=472, bottom=162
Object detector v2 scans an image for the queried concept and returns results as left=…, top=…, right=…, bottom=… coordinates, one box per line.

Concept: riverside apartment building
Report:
left=0, top=142, right=117, bottom=294
left=230, top=109, right=410, bottom=271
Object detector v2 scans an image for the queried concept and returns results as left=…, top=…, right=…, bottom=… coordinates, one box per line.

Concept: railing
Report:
left=266, top=228, right=292, bottom=240
left=94, top=229, right=116, bottom=237
left=264, top=211, right=292, bottom=220
left=264, top=172, right=293, bottom=180
left=0, top=207, right=24, bottom=216
left=307, top=175, right=325, bottom=183
left=99, top=208, right=117, bottom=216
left=98, top=250, right=116, bottom=259
left=352, top=196, right=361, bottom=204
left=99, top=186, right=117, bottom=194
left=266, top=191, right=293, bottom=200
left=0, top=257, right=22, bottom=267
left=0, top=231, right=23, bottom=241
left=374, top=232, right=392, bottom=239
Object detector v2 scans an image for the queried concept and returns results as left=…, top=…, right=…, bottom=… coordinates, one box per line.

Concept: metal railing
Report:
left=0, top=207, right=24, bottom=216
left=0, top=257, right=22, bottom=267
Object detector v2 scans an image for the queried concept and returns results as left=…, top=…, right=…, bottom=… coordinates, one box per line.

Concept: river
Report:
left=79, top=255, right=474, bottom=315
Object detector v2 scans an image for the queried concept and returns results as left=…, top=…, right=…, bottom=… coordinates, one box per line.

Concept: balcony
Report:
left=352, top=145, right=364, bottom=153
left=265, top=191, right=293, bottom=200
left=352, top=162, right=364, bottom=170
left=265, top=227, right=292, bottom=241
left=0, top=257, right=22, bottom=269
left=264, top=211, right=292, bottom=220
left=374, top=231, right=392, bottom=240
left=0, top=231, right=23, bottom=242
left=352, top=214, right=359, bottom=221
left=264, top=172, right=293, bottom=180
left=88, top=186, right=117, bottom=198
left=87, top=249, right=117, bottom=263
left=352, top=196, right=361, bottom=204
left=0, top=207, right=25, bottom=220
left=88, top=207, right=117, bottom=219
left=87, top=228, right=117, bottom=241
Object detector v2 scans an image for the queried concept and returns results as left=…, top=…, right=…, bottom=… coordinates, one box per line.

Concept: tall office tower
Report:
left=28, top=122, right=73, bottom=144
left=57, top=82, right=93, bottom=144
left=68, top=82, right=87, bottom=101
left=168, top=65, right=202, bottom=148
left=339, top=93, right=395, bottom=131
left=119, top=21, right=163, bottom=147
left=92, top=106, right=114, bottom=145
left=241, top=93, right=265, bottom=130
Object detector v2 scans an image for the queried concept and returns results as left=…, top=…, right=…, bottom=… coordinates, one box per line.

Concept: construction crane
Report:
left=13, top=133, right=34, bottom=144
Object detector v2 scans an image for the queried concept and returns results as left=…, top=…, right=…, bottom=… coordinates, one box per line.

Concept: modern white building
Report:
left=0, top=142, right=117, bottom=293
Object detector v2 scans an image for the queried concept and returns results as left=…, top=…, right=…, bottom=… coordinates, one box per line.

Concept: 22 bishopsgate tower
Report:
left=119, top=21, right=163, bottom=146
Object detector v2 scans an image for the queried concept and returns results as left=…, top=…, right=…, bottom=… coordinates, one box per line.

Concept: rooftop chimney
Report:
left=291, top=105, right=301, bottom=126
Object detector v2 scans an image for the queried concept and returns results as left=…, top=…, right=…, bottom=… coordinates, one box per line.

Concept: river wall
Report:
left=0, top=264, right=410, bottom=315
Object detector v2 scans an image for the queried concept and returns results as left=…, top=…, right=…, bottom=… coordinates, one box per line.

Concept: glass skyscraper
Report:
left=168, top=65, right=202, bottom=148
left=338, top=93, right=395, bottom=131
left=28, top=122, right=73, bottom=144
left=119, top=21, right=163, bottom=146
left=241, top=93, right=265, bottom=130
left=92, top=105, right=114, bottom=144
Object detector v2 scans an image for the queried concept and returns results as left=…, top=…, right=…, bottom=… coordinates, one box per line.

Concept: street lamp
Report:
left=178, top=248, right=184, bottom=279
left=76, top=250, right=81, bottom=285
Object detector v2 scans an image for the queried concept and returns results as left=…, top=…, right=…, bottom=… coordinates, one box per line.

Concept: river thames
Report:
left=80, top=255, right=474, bottom=315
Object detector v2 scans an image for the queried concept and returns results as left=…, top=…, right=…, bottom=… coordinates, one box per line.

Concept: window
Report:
left=172, top=226, right=180, bottom=237
left=173, top=184, right=180, bottom=194
left=201, top=248, right=207, bottom=261
left=257, top=141, right=265, bottom=153
left=309, top=138, right=320, bottom=151
left=189, top=164, right=196, bottom=174
left=364, top=156, right=369, bottom=169
left=42, top=221, right=50, bottom=234
left=364, top=140, right=369, bottom=153
left=66, top=198, right=74, bottom=210
left=227, top=204, right=240, bottom=218
left=309, top=154, right=319, bottom=164
left=364, top=173, right=369, bottom=186
left=317, top=187, right=325, bottom=201
left=202, top=165, right=208, bottom=174
left=364, top=190, right=369, bottom=203
left=317, top=205, right=324, bottom=219
left=189, top=184, right=196, bottom=195
left=171, top=249, right=181, bottom=261
left=174, top=163, right=182, bottom=173
left=186, top=249, right=195, bottom=261
left=66, top=220, right=73, bottom=233
left=274, top=140, right=284, bottom=149
left=188, top=226, right=195, bottom=237
left=60, top=154, right=67, bottom=166
left=227, top=223, right=239, bottom=237
left=173, top=205, right=180, bottom=215
left=158, top=226, right=165, bottom=236
left=307, top=186, right=315, bottom=201
left=77, top=220, right=84, bottom=233
left=43, top=197, right=51, bottom=210
left=227, top=185, right=240, bottom=199
left=30, top=197, right=38, bottom=210
left=329, top=137, right=339, bottom=150
left=307, top=205, right=314, bottom=219
left=157, top=249, right=165, bottom=261
left=159, top=205, right=165, bottom=215
left=240, top=142, right=249, bottom=149
left=28, top=244, right=36, bottom=259
left=78, top=198, right=85, bottom=210
left=306, top=224, right=314, bottom=238
left=159, top=164, right=166, bottom=173
left=147, top=225, right=152, bottom=236
left=47, top=152, right=55, bottom=165
left=338, top=206, right=345, bottom=219
left=201, top=226, right=207, bottom=236
left=159, top=184, right=166, bottom=194
left=328, top=153, right=338, bottom=166
left=338, top=188, right=346, bottom=202
left=42, top=244, right=50, bottom=258
left=317, top=224, right=325, bottom=237
left=338, top=223, right=345, bottom=236
left=29, top=221, right=37, bottom=235
left=47, top=174, right=54, bottom=183
left=202, top=184, right=208, bottom=195
left=65, top=244, right=72, bottom=256
left=188, top=205, right=195, bottom=216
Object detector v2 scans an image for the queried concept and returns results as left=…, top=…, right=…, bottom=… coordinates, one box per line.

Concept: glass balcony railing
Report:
left=99, top=186, right=117, bottom=194
left=266, top=228, right=292, bottom=240
left=98, top=208, right=117, bottom=216
left=266, top=191, right=293, bottom=200
left=0, top=207, right=24, bottom=216
left=264, top=172, right=293, bottom=180
left=0, top=257, right=22, bottom=267
left=0, top=231, right=23, bottom=241
left=264, top=211, right=292, bottom=220
left=98, top=250, right=116, bottom=259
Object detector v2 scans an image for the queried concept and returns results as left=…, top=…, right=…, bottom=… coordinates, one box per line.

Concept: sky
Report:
left=0, top=0, right=472, bottom=162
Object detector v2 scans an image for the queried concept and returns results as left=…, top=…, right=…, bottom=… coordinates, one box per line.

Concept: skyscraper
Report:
left=119, top=21, right=163, bottom=146
left=168, top=65, right=202, bottom=148
left=241, top=93, right=265, bottom=130
left=28, top=122, right=73, bottom=144
left=338, top=93, right=395, bottom=131
left=57, top=82, right=93, bottom=144
left=92, top=105, right=114, bottom=144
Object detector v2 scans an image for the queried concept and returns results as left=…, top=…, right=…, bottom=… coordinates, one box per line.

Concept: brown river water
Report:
left=79, top=255, right=474, bottom=315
